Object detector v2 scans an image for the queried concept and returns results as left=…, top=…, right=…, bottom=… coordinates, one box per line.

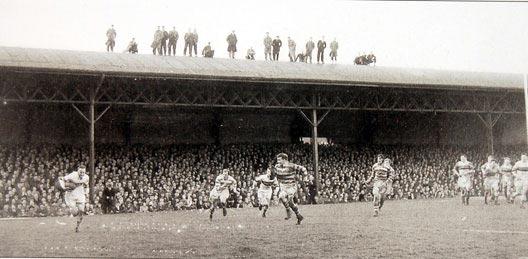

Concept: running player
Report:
left=381, top=158, right=396, bottom=210
left=252, top=168, right=278, bottom=217
left=57, top=164, right=89, bottom=232
left=481, top=155, right=500, bottom=205
left=273, top=153, right=308, bottom=225
left=453, top=154, right=475, bottom=205
left=366, top=154, right=395, bottom=217
left=209, top=169, right=238, bottom=220
left=511, top=154, right=528, bottom=208
left=500, top=157, right=514, bottom=203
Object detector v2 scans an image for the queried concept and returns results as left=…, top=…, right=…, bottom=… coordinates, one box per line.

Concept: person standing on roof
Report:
left=317, top=36, right=326, bottom=64
left=192, top=29, right=199, bottom=57
left=227, top=30, right=238, bottom=59
left=305, top=37, right=315, bottom=64
left=106, top=25, right=116, bottom=52
left=263, top=32, right=272, bottom=61
left=288, top=37, right=296, bottom=62
left=168, top=27, right=179, bottom=56
left=151, top=26, right=162, bottom=55
left=329, top=38, right=338, bottom=63
left=272, top=36, right=282, bottom=61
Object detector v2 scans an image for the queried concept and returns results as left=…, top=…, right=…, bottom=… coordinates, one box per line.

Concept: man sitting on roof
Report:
left=202, top=42, right=214, bottom=58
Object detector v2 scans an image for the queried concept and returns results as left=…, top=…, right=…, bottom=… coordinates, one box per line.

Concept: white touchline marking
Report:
left=55, top=220, right=66, bottom=225
left=0, top=217, right=34, bottom=221
left=462, top=229, right=528, bottom=235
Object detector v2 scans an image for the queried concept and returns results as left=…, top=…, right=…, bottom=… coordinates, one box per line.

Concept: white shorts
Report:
left=373, top=180, right=388, bottom=196
left=483, top=177, right=500, bottom=191
left=278, top=183, right=297, bottom=200
left=457, top=177, right=472, bottom=191
left=514, top=179, right=528, bottom=198
left=64, top=192, right=86, bottom=209
left=257, top=189, right=273, bottom=206
left=209, top=188, right=230, bottom=203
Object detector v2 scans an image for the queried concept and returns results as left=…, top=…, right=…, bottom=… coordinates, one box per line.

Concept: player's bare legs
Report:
left=492, top=187, right=500, bottom=205
left=262, top=204, right=269, bottom=217
left=373, top=192, right=380, bottom=216
left=209, top=200, right=217, bottom=221
left=287, top=196, right=303, bottom=225
left=221, top=201, right=227, bottom=217
left=280, top=197, right=292, bottom=220
left=379, top=194, right=386, bottom=211
left=73, top=203, right=84, bottom=233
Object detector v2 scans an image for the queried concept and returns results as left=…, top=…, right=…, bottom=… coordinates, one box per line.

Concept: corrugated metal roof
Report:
left=0, top=46, right=523, bottom=90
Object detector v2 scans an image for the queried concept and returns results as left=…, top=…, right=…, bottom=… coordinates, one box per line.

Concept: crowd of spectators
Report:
left=107, top=25, right=351, bottom=64
left=0, top=143, right=523, bottom=218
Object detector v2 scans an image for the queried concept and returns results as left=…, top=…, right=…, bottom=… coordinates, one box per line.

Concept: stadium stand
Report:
left=0, top=143, right=523, bottom=217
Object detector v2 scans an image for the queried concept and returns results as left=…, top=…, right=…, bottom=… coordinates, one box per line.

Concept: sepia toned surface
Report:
left=1, top=198, right=527, bottom=258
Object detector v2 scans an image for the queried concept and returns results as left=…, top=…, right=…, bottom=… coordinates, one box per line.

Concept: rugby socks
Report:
left=75, top=213, right=83, bottom=232
left=262, top=205, right=268, bottom=217
left=288, top=200, right=299, bottom=216
left=282, top=200, right=291, bottom=219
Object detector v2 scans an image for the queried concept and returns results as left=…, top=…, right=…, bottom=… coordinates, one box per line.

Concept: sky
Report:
left=0, top=0, right=527, bottom=74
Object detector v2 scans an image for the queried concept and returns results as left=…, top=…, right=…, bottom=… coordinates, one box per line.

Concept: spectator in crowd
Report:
left=246, top=47, right=256, bottom=60
left=151, top=26, right=162, bottom=55
left=126, top=38, right=138, bottom=54
left=288, top=37, right=296, bottom=62
left=184, top=28, right=193, bottom=57
left=202, top=42, right=214, bottom=58
left=263, top=32, right=273, bottom=61
left=161, top=26, right=169, bottom=55
left=317, top=36, right=326, bottom=64
left=168, top=27, right=179, bottom=56
left=101, top=181, right=117, bottom=214
left=0, top=143, right=504, bottom=218
left=106, top=25, right=116, bottom=52
left=330, top=38, right=338, bottom=63
left=272, top=36, right=282, bottom=61
left=305, top=37, right=315, bottom=64
left=227, top=30, right=237, bottom=59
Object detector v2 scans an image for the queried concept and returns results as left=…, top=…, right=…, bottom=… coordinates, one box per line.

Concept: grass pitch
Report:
left=1, top=197, right=528, bottom=258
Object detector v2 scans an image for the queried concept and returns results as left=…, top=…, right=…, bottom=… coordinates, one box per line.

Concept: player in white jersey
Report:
left=366, top=155, right=395, bottom=217
left=209, top=169, right=238, bottom=220
left=453, top=154, right=475, bottom=206
left=500, top=157, right=514, bottom=203
left=57, top=165, right=89, bottom=232
left=511, top=154, right=528, bottom=208
left=481, top=155, right=500, bottom=205
left=252, top=169, right=278, bottom=217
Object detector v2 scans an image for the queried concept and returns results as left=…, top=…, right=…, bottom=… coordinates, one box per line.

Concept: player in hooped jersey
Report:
left=481, top=155, right=500, bottom=205
left=57, top=164, right=90, bottom=232
left=252, top=169, right=278, bottom=218
left=511, top=154, right=528, bottom=208
left=452, top=154, right=475, bottom=205
left=272, top=153, right=308, bottom=225
left=366, top=154, right=395, bottom=217
left=500, top=157, right=514, bottom=203
left=209, top=169, right=238, bottom=220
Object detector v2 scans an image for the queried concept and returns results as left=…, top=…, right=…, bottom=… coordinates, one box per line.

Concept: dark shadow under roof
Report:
left=0, top=46, right=523, bottom=91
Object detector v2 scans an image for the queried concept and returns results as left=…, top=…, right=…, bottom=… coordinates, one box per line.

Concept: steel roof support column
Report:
left=71, top=74, right=108, bottom=204
left=298, top=102, right=330, bottom=202
left=524, top=74, right=528, bottom=148
left=89, top=83, right=95, bottom=204
left=477, top=113, right=502, bottom=155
